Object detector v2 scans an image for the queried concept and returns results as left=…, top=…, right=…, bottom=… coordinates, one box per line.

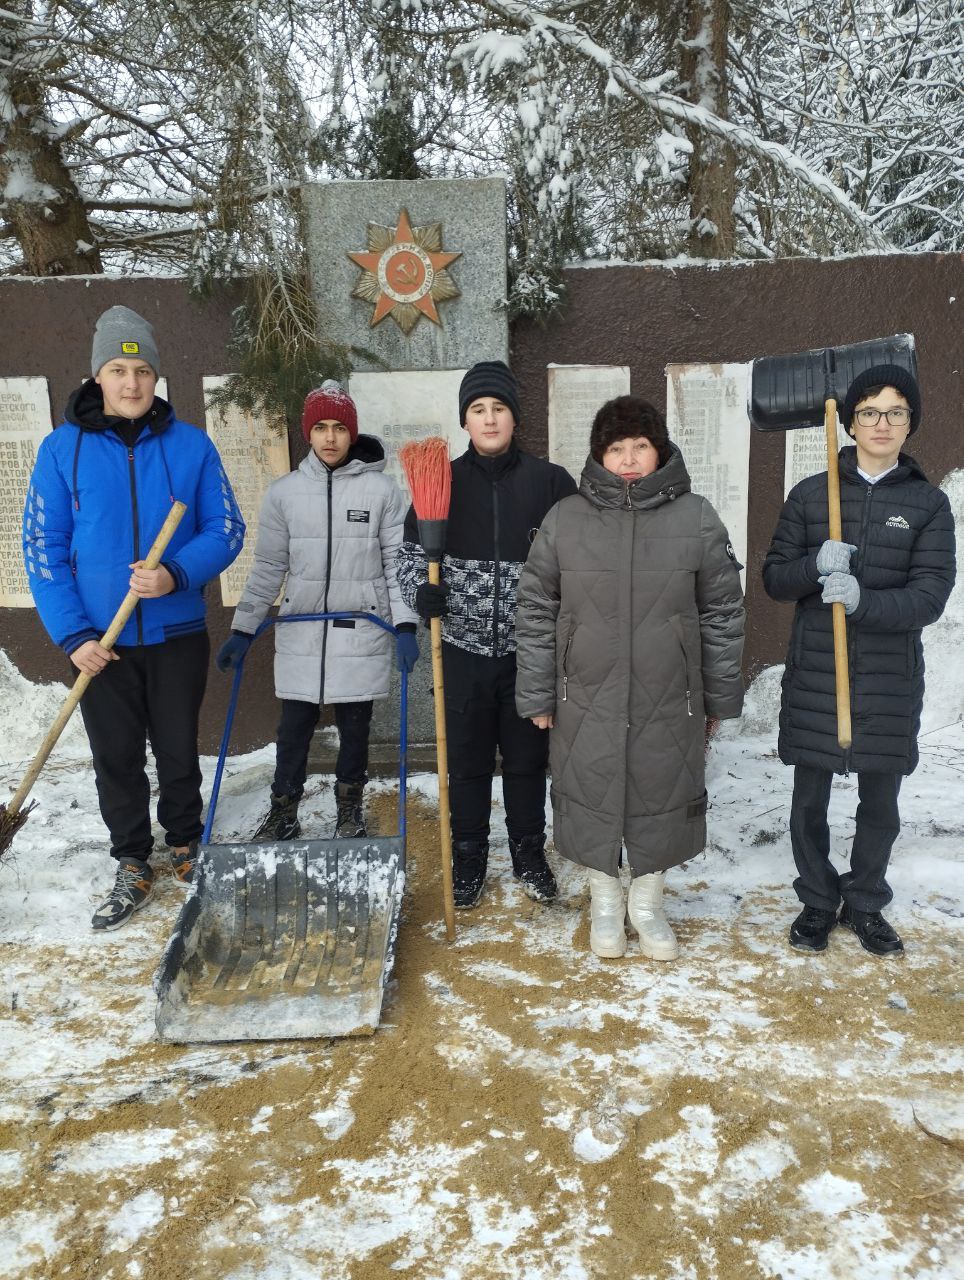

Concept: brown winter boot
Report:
left=334, top=781, right=366, bottom=838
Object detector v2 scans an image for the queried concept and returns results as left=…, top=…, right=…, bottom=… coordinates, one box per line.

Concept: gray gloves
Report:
left=820, top=571, right=860, bottom=615
left=816, top=539, right=857, bottom=576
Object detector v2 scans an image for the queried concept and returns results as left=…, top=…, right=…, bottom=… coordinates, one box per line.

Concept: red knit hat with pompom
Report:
left=301, top=380, right=358, bottom=443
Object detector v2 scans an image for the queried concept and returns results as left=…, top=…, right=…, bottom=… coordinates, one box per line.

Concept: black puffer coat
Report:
left=763, top=447, right=955, bottom=775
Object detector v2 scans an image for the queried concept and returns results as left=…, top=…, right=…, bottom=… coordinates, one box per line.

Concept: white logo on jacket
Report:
left=884, top=514, right=910, bottom=530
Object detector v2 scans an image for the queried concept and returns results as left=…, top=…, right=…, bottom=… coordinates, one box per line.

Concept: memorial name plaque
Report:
left=784, top=420, right=848, bottom=496
left=349, top=370, right=468, bottom=501
left=0, top=377, right=53, bottom=607
left=548, top=364, right=631, bottom=481
left=665, top=363, right=751, bottom=584
left=203, top=377, right=291, bottom=608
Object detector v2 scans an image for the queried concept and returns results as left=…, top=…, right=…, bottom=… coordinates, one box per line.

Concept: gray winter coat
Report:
left=515, top=448, right=745, bottom=876
left=231, top=437, right=417, bottom=704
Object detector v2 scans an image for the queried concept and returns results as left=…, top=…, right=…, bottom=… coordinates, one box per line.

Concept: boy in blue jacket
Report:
left=23, top=306, right=245, bottom=930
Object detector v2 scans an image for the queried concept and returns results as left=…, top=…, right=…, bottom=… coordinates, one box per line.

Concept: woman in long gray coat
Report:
left=216, top=381, right=419, bottom=840
left=515, top=396, right=745, bottom=959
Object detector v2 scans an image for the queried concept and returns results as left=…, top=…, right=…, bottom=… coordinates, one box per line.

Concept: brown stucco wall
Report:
left=513, top=253, right=963, bottom=681
left=1, top=255, right=961, bottom=750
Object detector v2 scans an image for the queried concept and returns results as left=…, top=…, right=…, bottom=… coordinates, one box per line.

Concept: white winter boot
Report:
left=588, top=869, right=627, bottom=958
left=627, top=872, right=679, bottom=961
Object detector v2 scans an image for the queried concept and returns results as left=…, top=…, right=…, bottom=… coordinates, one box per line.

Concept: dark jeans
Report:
left=789, top=765, right=902, bottom=913
left=274, top=698, right=373, bottom=798
left=78, top=630, right=209, bottom=862
left=442, top=643, right=548, bottom=843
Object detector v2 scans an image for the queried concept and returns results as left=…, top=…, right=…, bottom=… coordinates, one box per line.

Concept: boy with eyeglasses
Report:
left=763, top=364, right=955, bottom=956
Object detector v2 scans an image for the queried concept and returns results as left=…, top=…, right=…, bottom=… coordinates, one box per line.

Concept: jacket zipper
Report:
left=561, top=634, right=573, bottom=701
left=320, top=467, right=333, bottom=699
left=126, top=442, right=143, bottom=645
left=491, top=480, right=501, bottom=657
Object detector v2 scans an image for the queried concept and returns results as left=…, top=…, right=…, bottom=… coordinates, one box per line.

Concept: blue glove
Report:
left=395, top=630, right=420, bottom=673
left=819, top=572, right=860, bottom=615
left=216, top=631, right=253, bottom=673
left=816, top=539, right=858, bottom=576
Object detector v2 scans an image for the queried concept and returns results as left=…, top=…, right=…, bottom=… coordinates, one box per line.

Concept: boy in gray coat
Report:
left=216, top=381, right=419, bottom=838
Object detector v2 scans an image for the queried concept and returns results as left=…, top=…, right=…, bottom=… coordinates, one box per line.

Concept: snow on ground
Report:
left=0, top=473, right=961, bottom=1279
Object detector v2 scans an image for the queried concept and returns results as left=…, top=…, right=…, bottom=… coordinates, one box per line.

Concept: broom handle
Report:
left=825, top=400, right=852, bottom=750
left=428, top=559, right=457, bottom=941
left=6, top=502, right=187, bottom=816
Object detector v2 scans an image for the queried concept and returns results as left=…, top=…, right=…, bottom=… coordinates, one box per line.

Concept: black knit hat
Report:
left=842, top=363, right=921, bottom=435
left=590, top=396, right=672, bottom=466
left=459, top=360, right=521, bottom=427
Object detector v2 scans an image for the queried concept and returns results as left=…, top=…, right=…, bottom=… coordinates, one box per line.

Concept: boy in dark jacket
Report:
left=763, top=365, right=955, bottom=956
left=23, top=306, right=245, bottom=930
left=396, top=361, right=577, bottom=908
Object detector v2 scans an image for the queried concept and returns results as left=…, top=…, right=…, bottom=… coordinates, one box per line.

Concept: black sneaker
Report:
left=452, top=839, right=488, bottom=909
left=91, top=858, right=156, bottom=931
left=789, top=905, right=838, bottom=952
left=334, top=781, right=366, bottom=838
left=254, top=793, right=301, bottom=841
left=509, top=834, right=557, bottom=903
left=839, top=903, right=904, bottom=956
left=169, top=839, right=199, bottom=886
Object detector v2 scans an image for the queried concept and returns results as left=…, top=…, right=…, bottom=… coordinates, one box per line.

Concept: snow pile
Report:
left=920, top=468, right=964, bottom=733
left=0, top=651, right=88, bottom=767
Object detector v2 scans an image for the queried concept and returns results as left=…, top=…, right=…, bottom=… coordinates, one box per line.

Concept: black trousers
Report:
left=78, top=630, right=209, bottom=862
left=442, top=643, right=548, bottom=843
left=789, top=765, right=902, bottom=913
left=274, top=698, right=373, bottom=798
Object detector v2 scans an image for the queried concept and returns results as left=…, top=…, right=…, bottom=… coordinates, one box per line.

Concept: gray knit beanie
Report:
left=91, top=306, right=160, bottom=376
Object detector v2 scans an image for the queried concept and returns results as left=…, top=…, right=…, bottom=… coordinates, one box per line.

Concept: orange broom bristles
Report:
left=399, top=437, right=452, bottom=522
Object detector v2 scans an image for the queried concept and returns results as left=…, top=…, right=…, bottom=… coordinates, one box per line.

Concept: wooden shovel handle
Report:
left=825, top=400, right=852, bottom=750
left=6, top=502, right=188, bottom=817
left=428, top=559, right=456, bottom=941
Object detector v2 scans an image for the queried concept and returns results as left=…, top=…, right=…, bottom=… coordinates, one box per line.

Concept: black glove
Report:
left=415, top=581, right=450, bottom=620
left=215, top=631, right=253, bottom=673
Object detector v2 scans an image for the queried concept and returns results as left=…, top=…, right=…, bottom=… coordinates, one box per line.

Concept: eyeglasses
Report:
left=855, top=407, right=911, bottom=428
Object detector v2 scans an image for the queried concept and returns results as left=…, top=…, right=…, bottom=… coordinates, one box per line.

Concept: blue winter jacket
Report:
left=23, top=383, right=245, bottom=651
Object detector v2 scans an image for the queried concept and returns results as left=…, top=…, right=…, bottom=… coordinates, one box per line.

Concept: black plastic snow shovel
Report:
left=154, top=612, right=408, bottom=1043
left=748, top=333, right=918, bottom=749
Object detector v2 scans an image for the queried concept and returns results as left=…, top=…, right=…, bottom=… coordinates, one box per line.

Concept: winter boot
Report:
left=509, top=832, right=557, bottom=903
left=789, top=905, right=837, bottom=953
left=91, top=858, right=156, bottom=931
left=839, top=903, right=904, bottom=956
left=627, top=871, right=679, bottom=961
left=169, top=839, right=200, bottom=886
left=254, top=792, right=301, bottom=841
left=334, top=781, right=366, bottom=838
left=588, top=869, right=627, bottom=958
left=452, top=839, right=489, bottom=909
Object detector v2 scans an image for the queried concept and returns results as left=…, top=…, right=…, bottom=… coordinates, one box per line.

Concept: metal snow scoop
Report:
left=154, top=612, right=408, bottom=1043
left=748, top=333, right=918, bottom=749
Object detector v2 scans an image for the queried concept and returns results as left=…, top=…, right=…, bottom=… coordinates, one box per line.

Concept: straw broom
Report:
left=399, top=438, right=456, bottom=941
left=0, top=502, right=187, bottom=858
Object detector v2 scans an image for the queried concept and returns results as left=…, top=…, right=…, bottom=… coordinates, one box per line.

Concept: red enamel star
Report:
left=348, top=208, right=462, bottom=334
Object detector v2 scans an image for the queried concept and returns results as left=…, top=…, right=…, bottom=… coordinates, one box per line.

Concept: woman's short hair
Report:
left=589, top=396, right=672, bottom=466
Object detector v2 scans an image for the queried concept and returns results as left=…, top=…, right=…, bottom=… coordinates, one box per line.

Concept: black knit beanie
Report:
left=589, top=396, right=672, bottom=466
left=842, top=363, right=921, bottom=435
left=459, top=360, right=521, bottom=427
